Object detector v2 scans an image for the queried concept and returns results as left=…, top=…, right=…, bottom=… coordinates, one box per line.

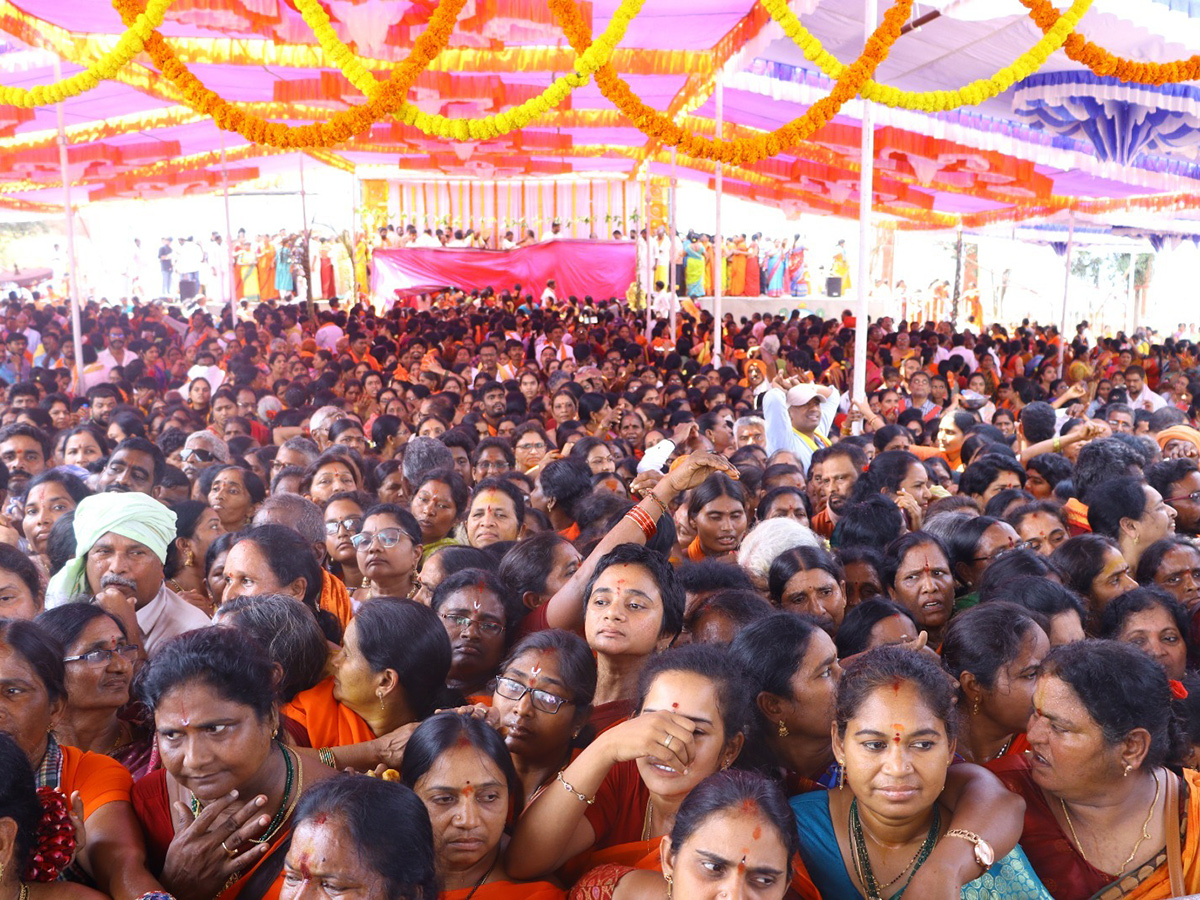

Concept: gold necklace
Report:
left=1060, top=770, right=1160, bottom=876
left=641, top=798, right=653, bottom=842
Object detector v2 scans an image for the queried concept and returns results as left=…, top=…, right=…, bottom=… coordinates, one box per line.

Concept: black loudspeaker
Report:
left=826, top=276, right=843, bottom=297
left=179, top=280, right=199, bottom=300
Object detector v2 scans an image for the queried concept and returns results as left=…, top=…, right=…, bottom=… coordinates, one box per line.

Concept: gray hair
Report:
left=279, top=435, right=320, bottom=464
left=309, top=405, right=347, bottom=442
left=402, top=437, right=455, bottom=484
left=737, top=517, right=823, bottom=583
left=922, top=511, right=976, bottom=547
left=253, top=493, right=324, bottom=545
left=215, top=593, right=327, bottom=702
left=734, top=416, right=765, bottom=438
left=183, top=430, right=230, bottom=462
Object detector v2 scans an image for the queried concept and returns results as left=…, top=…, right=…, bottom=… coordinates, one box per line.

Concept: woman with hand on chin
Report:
left=402, top=713, right=566, bottom=899
left=992, top=640, right=1200, bottom=898
left=792, top=646, right=1045, bottom=899
left=505, top=645, right=752, bottom=884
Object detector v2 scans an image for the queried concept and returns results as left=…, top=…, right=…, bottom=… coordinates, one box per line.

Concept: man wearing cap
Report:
left=46, top=493, right=211, bottom=653
left=762, top=374, right=841, bottom=474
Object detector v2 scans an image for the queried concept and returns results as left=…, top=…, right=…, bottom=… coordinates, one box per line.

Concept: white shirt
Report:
left=177, top=240, right=204, bottom=275
left=96, top=346, right=133, bottom=378
left=652, top=289, right=677, bottom=319
left=762, top=386, right=841, bottom=474
left=1127, top=386, right=1167, bottom=412
left=414, top=233, right=441, bottom=248
left=540, top=230, right=563, bottom=242
left=315, top=323, right=344, bottom=351
left=137, top=582, right=213, bottom=655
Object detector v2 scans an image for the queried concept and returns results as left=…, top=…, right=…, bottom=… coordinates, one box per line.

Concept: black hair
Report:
left=412, top=466, right=470, bottom=518
left=217, top=594, right=328, bottom=704
left=667, top=770, right=799, bottom=881
left=0, top=618, right=64, bottom=704
left=729, top=612, right=823, bottom=703
left=35, top=603, right=126, bottom=653
left=1075, top=439, right=1145, bottom=502
left=942, top=602, right=1045, bottom=692
left=850, top=451, right=921, bottom=503
left=882, top=531, right=951, bottom=590
left=1026, top=452, right=1073, bottom=490
left=977, top=549, right=1061, bottom=602
left=1050, top=533, right=1123, bottom=600
left=0, top=733, right=40, bottom=873
left=872, top=424, right=912, bottom=452
left=469, top=477, right=525, bottom=523
left=686, top=472, right=746, bottom=520
left=498, top=532, right=573, bottom=604
left=207, top=464, right=266, bottom=506
left=1018, top=401, right=1058, bottom=443
left=959, top=454, right=1027, bottom=499
left=1099, top=586, right=1190, bottom=651
left=676, top=559, right=754, bottom=596
left=139, top=626, right=276, bottom=719
left=400, top=711, right=525, bottom=817
left=431, top=568, right=522, bottom=637
left=290, top=775, right=438, bottom=900
left=1137, top=536, right=1200, bottom=586
left=636, top=644, right=754, bottom=748
left=834, top=599, right=918, bottom=659
left=756, top=485, right=810, bottom=522
left=836, top=645, right=957, bottom=740
left=1146, top=458, right=1199, bottom=503
left=230, top=525, right=341, bottom=643
left=584, top=543, right=685, bottom=638
left=21, top=468, right=91, bottom=506
left=0, top=542, right=43, bottom=607
left=352, top=598, right=452, bottom=718
left=499, top=628, right=597, bottom=717
left=939, top=515, right=1006, bottom=584
left=983, top=489, right=1035, bottom=519
left=1040, top=640, right=1183, bottom=769
left=767, top=546, right=843, bottom=607
left=830, top=496, right=904, bottom=550
left=1087, top=477, right=1150, bottom=538
left=361, top=502, right=423, bottom=547
left=685, top=589, right=773, bottom=641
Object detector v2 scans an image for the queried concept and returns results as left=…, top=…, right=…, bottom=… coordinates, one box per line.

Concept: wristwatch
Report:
left=945, top=829, right=995, bottom=870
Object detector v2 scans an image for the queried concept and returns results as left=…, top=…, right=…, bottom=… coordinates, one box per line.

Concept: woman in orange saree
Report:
left=991, top=640, right=1200, bottom=899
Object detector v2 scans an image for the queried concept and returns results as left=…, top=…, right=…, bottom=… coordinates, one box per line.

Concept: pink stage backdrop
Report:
left=371, top=241, right=635, bottom=303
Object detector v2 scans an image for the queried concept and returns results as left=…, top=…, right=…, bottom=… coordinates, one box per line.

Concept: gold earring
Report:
left=971, top=697, right=980, bottom=716
left=184, top=549, right=195, bottom=568
left=378, top=691, right=386, bottom=711
left=777, top=720, right=789, bottom=738
left=665, top=873, right=673, bottom=899
left=1124, top=763, right=1132, bottom=777
left=837, top=761, right=845, bottom=790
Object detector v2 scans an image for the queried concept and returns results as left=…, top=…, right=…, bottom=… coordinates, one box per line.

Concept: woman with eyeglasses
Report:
left=409, top=467, right=467, bottom=563
left=431, top=568, right=520, bottom=704
left=513, top=422, right=552, bottom=472
left=352, top=503, right=424, bottom=604
left=36, top=604, right=154, bottom=779
left=322, top=490, right=371, bottom=592
left=942, top=515, right=1022, bottom=612
left=285, top=597, right=451, bottom=771
left=489, top=629, right=595, bottom=808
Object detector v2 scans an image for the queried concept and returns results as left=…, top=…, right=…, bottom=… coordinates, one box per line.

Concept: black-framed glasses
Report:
left=181, top=447, right=215, bottom=463
left=324, top=516, right=364, bottom=536
left=64, top=644, right=139, bottom=666
left=494, top=676, right=571, bottom=713
left=440, top=613, right=504, bottom=638
left=351, top=527, right=406, bottom=550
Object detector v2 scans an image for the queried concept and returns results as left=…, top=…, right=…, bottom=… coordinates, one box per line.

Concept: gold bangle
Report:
left=1052, top=436, right=1062, bottom=453
left=643, top=492, right=669, bottom=519
left=557, top=770, right=595, bottom=805
left=318, top=747, right=338, bottom=769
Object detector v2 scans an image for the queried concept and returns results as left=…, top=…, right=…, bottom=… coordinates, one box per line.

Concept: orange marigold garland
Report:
left=1021, top=0, right=1200, bottom=85
left=112, top=0, right=467, bottom=148
left=549, top=0, right=913, bottom=165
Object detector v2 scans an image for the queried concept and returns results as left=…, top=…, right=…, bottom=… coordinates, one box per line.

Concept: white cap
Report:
left=786, top=384, right=822, bottom=407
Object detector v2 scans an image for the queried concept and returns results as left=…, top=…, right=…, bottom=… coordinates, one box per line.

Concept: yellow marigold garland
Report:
left=1021, top=0, right=1200, bottom=84
left=294, top=0, right=645, bottom=140
left=0, top=0, right=172, bottom=107
left=551, top=0, right=913, bottom=165
left=111, top=0, right=467, bottom=148
left=761, top=0, right=1094, bottom=111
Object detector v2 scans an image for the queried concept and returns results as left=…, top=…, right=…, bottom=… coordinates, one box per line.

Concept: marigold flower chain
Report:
left=1020, top=0, right=1200, bottom=84
left=111, top=0, right=467, bottom=148
left=0, top=0, right=172, bottom=107
left=761, top=0, right=1094, bottom=111
left=293, top=0, right=644, bottom=141
left=550, top=0, right=912, bottom=164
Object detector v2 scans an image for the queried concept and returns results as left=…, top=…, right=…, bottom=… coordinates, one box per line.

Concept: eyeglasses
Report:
left=1166, top=490, right=1200, bottom=504
left=351, top=527, right=407, bottom=550
left=516, top=441, right=546, bottom=452
left=324, top=516, right=364, bottom=536
left=440, top=613, right=504, bottom=638
left=180, top=448, right=215, bottom=463
left=971, top=543, right=1025, bottom=564
left=63, top=644, right=139, bottom=666
left=494, top=676, right=571, bottom=714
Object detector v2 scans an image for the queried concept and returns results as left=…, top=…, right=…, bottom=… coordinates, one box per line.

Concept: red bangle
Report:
left=626, top=506, right=657, bottom=540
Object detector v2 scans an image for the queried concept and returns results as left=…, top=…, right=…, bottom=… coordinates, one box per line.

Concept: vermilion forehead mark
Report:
left=462, top=784, right=475, bottom=797
left=892, top=678, right=901, bottom=695
left=313, top=814, right=327, bottom=825
left=671, top=702, right=679, bottom=710
left=752, top=825, right=762, bottom=840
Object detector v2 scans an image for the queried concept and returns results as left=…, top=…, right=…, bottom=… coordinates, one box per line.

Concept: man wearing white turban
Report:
left=46, top=493, right=211, bottom=654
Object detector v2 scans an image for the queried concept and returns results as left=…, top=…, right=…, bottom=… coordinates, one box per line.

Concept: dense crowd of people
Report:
left=1, top=283, right=1200, bottom=900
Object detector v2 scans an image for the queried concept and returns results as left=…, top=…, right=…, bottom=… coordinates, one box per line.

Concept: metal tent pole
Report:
left=851, top=0, right=877, bottom=433
left=220, top=132, right=235, bottom=325
left=1058, top=211, right=1075, bottom=374
left=53, top=58, right=84, bottom=391
left=713, top=72, right=724, bottom=367
left=667, top=147, right=678, bottom=340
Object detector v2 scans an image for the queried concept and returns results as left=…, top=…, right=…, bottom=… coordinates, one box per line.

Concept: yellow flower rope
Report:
left=760, top=0, right=1095, bottom=111
left=0, top=0, right=172, bottom=107
left=293, top=0, right=644, bottom=140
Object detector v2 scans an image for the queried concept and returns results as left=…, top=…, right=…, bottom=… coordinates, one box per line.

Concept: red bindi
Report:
left=892, top=677, right=902, bottom=695
left=671, top=702, right=679, bottom=710
left=313, top=814, right=327, bottom=825
left=752, top=825, right=762, bottom=840
left=462, top=784, right=475, bottom=798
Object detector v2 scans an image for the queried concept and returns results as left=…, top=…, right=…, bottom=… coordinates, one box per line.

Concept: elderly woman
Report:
left=737, top=517, right=822, bottom=594
left=1098, top=586, right=1190, bottom=681
left=992, top=640, right=1200, bottom=897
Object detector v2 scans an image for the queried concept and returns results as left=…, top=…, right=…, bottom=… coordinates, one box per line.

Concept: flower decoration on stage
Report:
left=0, top=0, right=171, bottom=106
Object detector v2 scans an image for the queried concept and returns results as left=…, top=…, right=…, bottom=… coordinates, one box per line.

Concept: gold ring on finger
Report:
left=222, top=840, right=239, bottom=859
left=663, top=734, right=674, bottom=750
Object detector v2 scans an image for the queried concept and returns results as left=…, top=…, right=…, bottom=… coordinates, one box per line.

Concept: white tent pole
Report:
left=713, top=72, right=724, bottom=368
left=299, top=154, right=311, bottom=307
left=350, top=171, right=359, bottom=302
left=1058, top=210, right=1075, bottom=374
left=643, top=176, right=653, bottom=343
left=220, top=131, right=235, bottom=327
left=1125, top=251, right=1135, bottom=336
left=668, top=147, right=678, bottom=340
left=851, top=0, right=876, bottom=433
left=53, top=58, right=84, bottom=391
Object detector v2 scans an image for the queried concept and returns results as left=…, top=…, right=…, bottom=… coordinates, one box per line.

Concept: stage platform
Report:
left=692, top=292, right=894, bottom=323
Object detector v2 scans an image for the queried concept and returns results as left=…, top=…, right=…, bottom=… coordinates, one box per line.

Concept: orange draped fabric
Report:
left=284, top=677, right=375, bottom=748
left=442, top=882, right=565, bottom=899
left=686, top=538, right=706, bottom=561
left=59, top=743, right=134, bottom=818
left=257, top=247, right=279, bottom=303
left=1063, top=497, right=1091, bottom=536
left=319, top=569, right=354, bottom=630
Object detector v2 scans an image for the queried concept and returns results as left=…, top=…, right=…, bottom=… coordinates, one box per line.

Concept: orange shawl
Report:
left=319, top=569, right=354, bottom=630
left=1063, top=497, right=1091, bottom=536
left=283, top=677, right=375, bottom=749
left=442, top=883, right=564, bottom=899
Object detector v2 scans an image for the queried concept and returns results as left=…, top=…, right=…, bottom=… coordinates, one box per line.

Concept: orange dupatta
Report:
left=319, top=570, right=354, bottom=631
left=283, top=677, right=375, bottom=748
